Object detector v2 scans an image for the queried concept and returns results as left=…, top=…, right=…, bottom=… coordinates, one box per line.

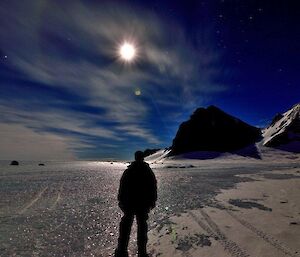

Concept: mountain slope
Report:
left=263, top=103, right=300, bottom=150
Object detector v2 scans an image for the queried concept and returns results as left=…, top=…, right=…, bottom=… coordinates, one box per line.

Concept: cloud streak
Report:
left=0, top=0, right=226, bottom=159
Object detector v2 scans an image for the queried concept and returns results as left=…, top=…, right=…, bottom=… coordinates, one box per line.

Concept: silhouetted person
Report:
left=115, top=151, right=157, bottom=257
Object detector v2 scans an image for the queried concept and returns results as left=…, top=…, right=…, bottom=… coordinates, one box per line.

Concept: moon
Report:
left=119, top=42, right=136, bottom=61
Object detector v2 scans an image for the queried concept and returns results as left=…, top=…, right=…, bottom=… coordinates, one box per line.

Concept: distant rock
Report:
left=10, top=160, right=19, bottom=165
left=263, top=103, right=300, bottom=151
left=143, top=148, right=160, bottom=158
left=144, top=148, right=171, bottom=163
left=170, top=105, right=261, bottom=155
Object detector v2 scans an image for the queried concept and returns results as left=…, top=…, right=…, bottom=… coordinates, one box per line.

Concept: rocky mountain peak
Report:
left=170, top=106, right=261, bottom=155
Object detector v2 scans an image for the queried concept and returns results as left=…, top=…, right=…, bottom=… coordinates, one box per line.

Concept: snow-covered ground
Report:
left=1, top=147, right=299, bottom=256
left=148, top=167, right=300, bottom=257
left=145, top=143, right=300, bottom=168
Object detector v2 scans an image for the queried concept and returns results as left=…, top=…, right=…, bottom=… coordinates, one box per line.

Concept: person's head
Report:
left=134, top=151, right=144, bottom=162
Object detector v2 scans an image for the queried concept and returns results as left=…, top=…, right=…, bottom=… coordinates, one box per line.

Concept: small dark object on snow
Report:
left=143, top=148, right=160, bottom=158
left=10, top=160, right=19, bottom=165
left=280, top=200, right=288, bottom=203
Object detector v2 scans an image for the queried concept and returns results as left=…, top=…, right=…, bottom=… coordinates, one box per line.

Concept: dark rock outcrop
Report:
left=10, top=160, right=19, bottom=165
left=170, top=106, right=261, bottom=155
left=143, top=148, right=160, bottom=158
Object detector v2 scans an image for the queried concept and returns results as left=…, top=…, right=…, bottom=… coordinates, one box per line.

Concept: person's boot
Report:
left=114, top=248, right=129, bottom=257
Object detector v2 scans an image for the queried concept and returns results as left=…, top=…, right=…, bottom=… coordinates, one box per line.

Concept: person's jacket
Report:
left=118, top=161, right=157, bottom=212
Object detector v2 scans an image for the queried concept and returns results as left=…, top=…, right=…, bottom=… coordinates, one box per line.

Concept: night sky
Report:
left=0, top=0, right=299, bottom=160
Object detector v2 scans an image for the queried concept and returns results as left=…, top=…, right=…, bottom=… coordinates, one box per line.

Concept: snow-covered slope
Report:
left=263, top=103, right=300, bottom=148
left=145, top=143, right=300, bottom=166
left=145, top=148, right=171, bottom=163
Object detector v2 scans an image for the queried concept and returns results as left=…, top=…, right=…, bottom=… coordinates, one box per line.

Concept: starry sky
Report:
left=0, top=0, right=299, bottom=160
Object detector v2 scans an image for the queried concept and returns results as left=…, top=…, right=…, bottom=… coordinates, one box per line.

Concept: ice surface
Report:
left=0, top=157, right=300, bottom=256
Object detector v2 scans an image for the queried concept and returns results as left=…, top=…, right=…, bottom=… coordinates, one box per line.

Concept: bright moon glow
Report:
left=119, top=42, right=136, bottom=61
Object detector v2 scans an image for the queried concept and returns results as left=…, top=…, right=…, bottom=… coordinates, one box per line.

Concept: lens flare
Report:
left=134, top=88, right=141, bottom=96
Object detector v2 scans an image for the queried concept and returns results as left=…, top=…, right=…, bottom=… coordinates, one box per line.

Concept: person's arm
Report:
left=118, top=169, right=128, bottom=210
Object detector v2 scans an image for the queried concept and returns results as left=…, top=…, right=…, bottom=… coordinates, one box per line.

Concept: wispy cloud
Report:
left=0, top=0, right=225, bottom=159
left=0, top=122, right=78, bottom=160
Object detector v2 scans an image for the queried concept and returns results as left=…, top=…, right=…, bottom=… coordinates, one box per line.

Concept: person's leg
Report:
left=136, top=211, right=149, bottom=257
left=115, top=211, right=134, bottom=257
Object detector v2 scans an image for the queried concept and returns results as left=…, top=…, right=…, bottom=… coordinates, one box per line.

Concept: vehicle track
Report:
left=226, top=209, right=300, bottom=257
left=188, top=209, right=250, bottom=257
left=19, top=186, right=48, bottom=214
left=50, top=182, right=64, bottom=210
